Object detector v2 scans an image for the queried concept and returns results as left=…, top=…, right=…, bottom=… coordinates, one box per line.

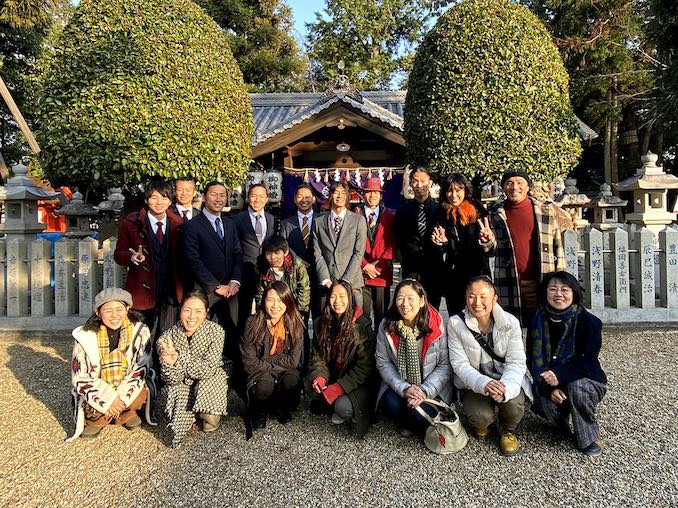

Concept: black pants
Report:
left=362, top=285, right=390, bottom=330
left=249, top=370, right=300, bottom=414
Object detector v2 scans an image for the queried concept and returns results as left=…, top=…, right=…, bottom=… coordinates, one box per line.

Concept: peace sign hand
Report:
left=129, top=244, right=146, bottom=265
left=478, top=217, right=494, bottom=244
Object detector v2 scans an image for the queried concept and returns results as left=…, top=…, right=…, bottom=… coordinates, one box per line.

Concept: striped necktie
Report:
left=301, top=216, right=310, bottom=246
left=333, top=216, right=343, bottom=236
left=215, top=217, right=224, bottom=240
left=417, top=203, right=427, bottom=240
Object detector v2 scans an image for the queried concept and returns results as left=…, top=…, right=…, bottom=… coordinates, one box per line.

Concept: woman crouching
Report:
left=307, top=280, right=376, bottom=438
left=241, top=281, right=305, bottom=429
left=157, top=290, right=229, bottom=447
left=68, top=288, right=153, bottom=441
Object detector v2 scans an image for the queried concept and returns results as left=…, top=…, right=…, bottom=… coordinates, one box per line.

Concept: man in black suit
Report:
left=394, top=166, right=444, bottom=309
left=170, top=176, right=201, bottom=222
left=233, top=183, right=277, bottom=327
left=181, top=181, right=242, bottom=363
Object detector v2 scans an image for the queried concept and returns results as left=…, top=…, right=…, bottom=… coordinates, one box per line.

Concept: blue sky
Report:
left=285, top=0, right=323, bottom=40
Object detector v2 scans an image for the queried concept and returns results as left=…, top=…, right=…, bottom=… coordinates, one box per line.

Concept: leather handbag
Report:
left=415, top=399, right=468, bottom=454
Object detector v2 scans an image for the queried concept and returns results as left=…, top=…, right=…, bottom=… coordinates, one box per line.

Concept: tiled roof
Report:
left=249, top=89, right=598, bottom=145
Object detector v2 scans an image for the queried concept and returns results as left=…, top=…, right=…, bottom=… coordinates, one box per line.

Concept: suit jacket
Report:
left=170, top=204, right=201, bottom=222
left=233, top=210, right=277, bottom=285
left=312, top=210, right=367, bottom=290
left=113, top=208, right=184, bottom=310
left=394, top=197, right=441, bottom=282
left=181, top=212, right=243, bottom=308
left=355, top=205, right=396, bottom=287
left=280, top=212, right=323, bottom=269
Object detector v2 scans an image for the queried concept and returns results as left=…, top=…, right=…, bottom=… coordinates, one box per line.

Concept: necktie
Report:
left=156, top=222, right=164, bottom=244
left=301, top=216, right=310, bottom=246
left=182, top=209, right=189, bottom=223
left=215, top=217, right=224, bottom=240
left=255, top=214, right=264, bottom=245
left=368, top=211, right=377, bottom=232
left=333, top=216, right=343, bottom=236
left=417, top=203, right=427, bottom=240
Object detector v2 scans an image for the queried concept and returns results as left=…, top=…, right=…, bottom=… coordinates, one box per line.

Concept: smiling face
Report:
left=175, top=180, right=197, bottom=207
left=546, top=278, right=574, bottom=310
left=410, top=169, right=431, bottom=202
left=330, top=186, right=348, bottom=211
left=204, top=184, right=227, bottom=214
left=264, top=288, right=287, bottom=323
left=180, top=297, right=208, bottom=335
left=145, top=190, right=171, bottom=219
left=466, top=281, right=498, bottom=322
left=329, top=284, right=350, bottom=316
left=395, top=284, right=426, bottom=325
left=248, top=185, right=268, bottom=213
left=97, top=301, right=129, bottom=330
left=364, top=190, right=381, bottom=209
left=502, top=176, right=529, bottom=205
left=295, top=187, right=315, bottom=213
left=446, top=183, right=466, bottom=206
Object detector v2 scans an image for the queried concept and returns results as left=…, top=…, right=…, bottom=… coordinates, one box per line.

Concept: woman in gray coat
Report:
left=375, top=279, right=452, bottom=436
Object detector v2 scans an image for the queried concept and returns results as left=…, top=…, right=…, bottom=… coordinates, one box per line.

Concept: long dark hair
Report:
left=82, top=305, right=144, bottom=332
left=383, top=279, right=431, bottom=338
left=315, top=280, right=356, bottom=362
left=540, top=271, right=583, bottom=307
left=247, top=281, right=303, bottom=349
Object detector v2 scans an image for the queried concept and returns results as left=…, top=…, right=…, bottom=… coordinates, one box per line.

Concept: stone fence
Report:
left=0, top=229, right=676, bottom=323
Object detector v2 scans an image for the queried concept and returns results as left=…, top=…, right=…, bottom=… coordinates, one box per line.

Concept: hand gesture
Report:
left=363, top=262, right=380, bottom=279
left=311, top=376, right=327, bottom=394
left=540, top=370, right=559, bottom=387
left=551, top=388, right=567, bottom=404
left=478, top=218, right=494, bottom=244
left=431, top=225, right=448, bottom=246
left=158, top=337, right=178, bottom=366
left=129, top=245, right=145, bottom=265
left=405, top=385, right=427, bottom=408
left=484, top=379, right=506, bottom=403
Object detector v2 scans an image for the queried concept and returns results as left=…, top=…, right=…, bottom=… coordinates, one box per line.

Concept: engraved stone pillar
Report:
left=584, top=228, right=604, bottom=309
left=0, top=239, right=6, bottom=316
left=30, top=238, right=53, bottom=316
left=635, top=228, right=656, bottom=309
left=78, top=237, right=100, bottom=317
left=659, top=227, right=678, bottom=308
left=609, top=228, right=630, bottom=310
left=563, top=229, right=579, bottom=277
left=6, top=239, right=28, bottom=316
left=102, top=237, right=124, bottom=289
left=54, top=239, right=76, bottom=316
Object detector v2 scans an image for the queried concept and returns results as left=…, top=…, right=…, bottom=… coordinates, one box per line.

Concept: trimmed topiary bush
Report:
left=405, top=0, right=581, bottom=183
left=36, top=0, right=253, bottom=191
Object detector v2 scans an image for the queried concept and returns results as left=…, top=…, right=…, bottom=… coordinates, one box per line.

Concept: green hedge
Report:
left=405, top=0, right=581, bottom=183
left=36, top=0, right=253, bottom=190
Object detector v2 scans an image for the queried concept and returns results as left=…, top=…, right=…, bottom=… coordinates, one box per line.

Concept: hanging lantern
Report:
left=245, top=170, right=264, bottom=194
left=264, top=169, right=283, bottom=204
left=228, top=186, right=245, bottom=210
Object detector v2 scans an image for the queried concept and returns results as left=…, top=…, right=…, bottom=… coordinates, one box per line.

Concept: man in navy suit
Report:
left=181, top=181, right=242, bottom=364
left=233, top=183, right=277, bottom=327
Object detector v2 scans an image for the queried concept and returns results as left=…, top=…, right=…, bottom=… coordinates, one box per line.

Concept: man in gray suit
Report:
left=313, top=181, right=367, bottom=308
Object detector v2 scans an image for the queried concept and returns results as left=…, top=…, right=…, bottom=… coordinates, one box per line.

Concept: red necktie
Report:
left=156, top=222, right=164, bottom=243
left=182, top=210, right=189, bottom=222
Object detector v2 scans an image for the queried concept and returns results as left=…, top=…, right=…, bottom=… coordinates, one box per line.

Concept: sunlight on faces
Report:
left=248, top=186, right=268, bottom=213
left=410, top=170, right=431, bottom=201
left=175, top=180, right=197, bottom=207
left=265, top=249, right=287, bottom=269
left=546, top=279, right=574, bottom=311
left=180, top=297, right=208, bottom=336
left=447, top=184, right=466, bottom=206
left=264, top=289, right=287, bottom=323
left=145, top=191, right=171, bottom=219
left=295, top=187, right=315, bottom=213
left=502, top=176, right=529, bottom=205
left=97, top=301, right=129, bottom=330
left=364, top=190, right=381, bottom=209
left=204, top=184, right=227, bottom=214
left=465, top=281, right=498, bottom=322
left=330, top=187, right=348, bottom=210
left=395, top=285, right=425, bottom=325
left=329, top=284, right=350, bottom=316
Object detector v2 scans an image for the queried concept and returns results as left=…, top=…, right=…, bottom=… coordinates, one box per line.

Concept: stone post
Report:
left=54, top=239, right=76, bottom=316
left=0, top=239, right=6, bottom=316
left=30, top=238, right=53, bottom=316
left=609, top=228, right=630, bottom=309
left=102, top=237, right=124, bottom=289
left=6, top=239, right=28, bottom=316
left=563, top=229, right=579, bottom=277
left=78, top=237, right=99, bottom=317
left=659, top=227, right=678, bottom=308
left=635, top=228, right=655, bottom=309
left=584, top=228, right=604, bottom=310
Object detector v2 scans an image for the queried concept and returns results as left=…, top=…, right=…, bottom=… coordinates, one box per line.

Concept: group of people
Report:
left=68, top=168, right=607, bottom=457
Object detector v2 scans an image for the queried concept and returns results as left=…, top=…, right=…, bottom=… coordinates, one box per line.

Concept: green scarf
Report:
left=395, top=320, right=422, bottom=386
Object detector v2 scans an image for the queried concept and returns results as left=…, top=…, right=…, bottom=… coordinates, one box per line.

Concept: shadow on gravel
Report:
left=7, top=344, right=73, bottom=436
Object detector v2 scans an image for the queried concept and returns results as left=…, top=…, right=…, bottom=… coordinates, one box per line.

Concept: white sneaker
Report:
left=331, top=413, right=348, bottom=425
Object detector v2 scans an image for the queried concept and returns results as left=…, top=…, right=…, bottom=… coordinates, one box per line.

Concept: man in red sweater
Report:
left=488, top=170, right=565, bottom=326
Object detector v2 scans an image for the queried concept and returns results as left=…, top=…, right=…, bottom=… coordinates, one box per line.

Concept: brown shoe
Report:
left=123, top=414, right=142, bottom=430
left=473, top=426, right=490, bottom=440
left=499, top=432, right=520, bottom=456
left=200, top=413, right=221, bottom=432
left=81, top=425, right=103, bottom=439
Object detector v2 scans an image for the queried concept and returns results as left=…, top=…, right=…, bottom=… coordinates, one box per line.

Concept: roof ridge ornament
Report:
left=325, top=60, right=362, bottom=101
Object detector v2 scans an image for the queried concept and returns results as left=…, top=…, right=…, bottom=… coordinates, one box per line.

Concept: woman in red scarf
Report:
left=432, top=173, right=495, bottom=314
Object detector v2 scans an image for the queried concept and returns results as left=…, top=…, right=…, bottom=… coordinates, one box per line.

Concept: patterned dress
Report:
left=158, top=320, right=229, bottom=447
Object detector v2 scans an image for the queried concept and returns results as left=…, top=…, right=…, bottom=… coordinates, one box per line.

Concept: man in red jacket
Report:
left=355, top=177, right=396, bottom=329
left=114, top=180, right=184, bottom=337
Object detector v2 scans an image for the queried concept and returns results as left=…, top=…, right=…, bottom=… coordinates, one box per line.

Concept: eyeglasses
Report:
left=547, top=286, right=572, bottom=295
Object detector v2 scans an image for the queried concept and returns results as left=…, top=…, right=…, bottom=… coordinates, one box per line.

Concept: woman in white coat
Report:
left=447, top=276, right=532, bottom=456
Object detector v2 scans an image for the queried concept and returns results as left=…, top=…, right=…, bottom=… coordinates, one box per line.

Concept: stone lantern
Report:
left=0, top=162, right=60, bottom=241
left=587, top=183, right=628, bottom=231
left=555, top=178, right=591, bottom=230
left=55, top=191, right=100, bottom=239
left=614, top=152, right=678, bottom=236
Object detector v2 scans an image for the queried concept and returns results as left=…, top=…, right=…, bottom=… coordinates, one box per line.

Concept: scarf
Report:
left=261, top=253, right=296, bottom=285
left=268, top=318, right=286, bottom=356
left=395, top=320, right=422, bottom=386
left=530, top=304, right=581, bottom=383
left=443, top=199, right=478, bottom=226
left=97, top=319, right=135, bottom=387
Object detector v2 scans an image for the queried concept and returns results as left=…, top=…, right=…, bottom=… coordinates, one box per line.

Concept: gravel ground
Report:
left=0, top=326, right=676, bottom=508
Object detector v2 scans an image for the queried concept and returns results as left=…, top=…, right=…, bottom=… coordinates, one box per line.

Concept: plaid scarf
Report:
left=261, top=253, right=295, bottom=285
left=395, top=320, right=422, bottom=386
left=97, top=319, right=135, bottom=387
left=530, top=304, right=581, bottom=383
